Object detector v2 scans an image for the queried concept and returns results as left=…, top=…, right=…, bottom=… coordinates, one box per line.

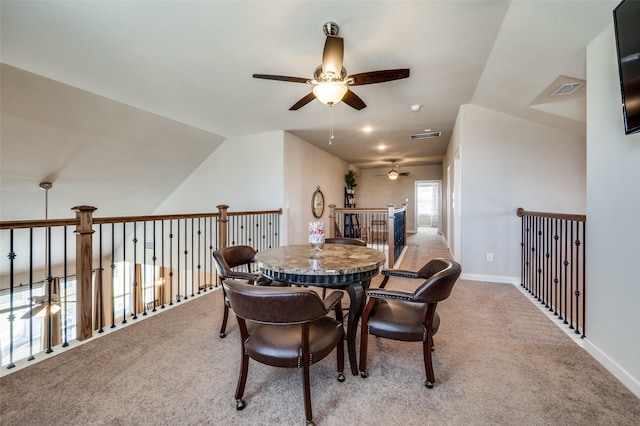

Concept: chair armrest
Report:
left=366, top=288, right=414, bottom=302
left=323, top=290, right=344, bottom=311
left=226, top=271, right=261, bottom=283
left=381, top=269, right=418, bottom=279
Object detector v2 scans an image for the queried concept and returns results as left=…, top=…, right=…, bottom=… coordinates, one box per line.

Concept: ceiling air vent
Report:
left=410, top=131, right=441, bottom=140
left=551, top=82, right=584, bottom=97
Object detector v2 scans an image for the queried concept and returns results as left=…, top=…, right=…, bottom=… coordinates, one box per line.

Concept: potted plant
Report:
left=344, top=170, right=357, bottom=193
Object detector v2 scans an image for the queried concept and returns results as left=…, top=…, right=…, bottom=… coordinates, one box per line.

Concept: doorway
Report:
left=415, top=180, right=442, bottom=234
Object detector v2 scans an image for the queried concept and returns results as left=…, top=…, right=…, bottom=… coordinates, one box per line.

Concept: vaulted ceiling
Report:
left=0, top=0, right=619, bottom=219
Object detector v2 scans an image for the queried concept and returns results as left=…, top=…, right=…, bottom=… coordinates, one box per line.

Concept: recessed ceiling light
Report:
left=411, top=104, right=422, bottom=112
left=377, top=144, right=386, bottom=151
left=363, top=126, right=373, bottom=133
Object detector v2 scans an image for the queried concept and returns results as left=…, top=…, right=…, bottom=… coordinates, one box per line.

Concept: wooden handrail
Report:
left=0, top=218, right=78, bottom=230
left=516, top=207, right=586, bottom=223
left=0, top=209, right=284, bottom=229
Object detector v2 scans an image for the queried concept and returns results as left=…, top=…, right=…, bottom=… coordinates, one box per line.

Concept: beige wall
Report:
left=446, top=104, right=586, bottom=281
left=585, top=25, right=640, bottom=396
left=357, top=164, right=443, bottom=233
left=283, top=132, right=351, bottom=244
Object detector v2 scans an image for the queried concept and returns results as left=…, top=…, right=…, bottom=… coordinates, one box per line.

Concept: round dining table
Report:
left=255, top=243, right=386, bottom=375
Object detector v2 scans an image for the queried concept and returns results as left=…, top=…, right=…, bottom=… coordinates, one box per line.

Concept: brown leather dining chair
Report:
left=324, top=237, right=367, bottom=246
left=213, top=245, right=274, bottom=338
left=359, top=258, right=461, bottom=388
left=223, top=279, right=345, bottom=426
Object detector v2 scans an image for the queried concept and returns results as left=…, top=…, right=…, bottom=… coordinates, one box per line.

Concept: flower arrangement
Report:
left=309, top=221, right=325, bottom=247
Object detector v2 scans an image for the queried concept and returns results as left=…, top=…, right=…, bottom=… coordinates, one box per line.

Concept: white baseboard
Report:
left=461, top=273, right=519, bottom=285
left=583, top=339, right=640, bottom=398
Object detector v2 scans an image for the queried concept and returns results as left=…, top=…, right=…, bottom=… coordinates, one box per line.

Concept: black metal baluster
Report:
left=524, top=215, right=530, bottom=293
left=152, top=221, right=157, bottom=312
left=133, top=222, right=138, bottom=320
left=558, top=220, right=564, bottom=322
left=28, top=229, right=35, bottom=361
left=568, top=221, right=574, bottom=330
left=529, top=215, right=534, bottom=294
left=143, top=222, right=147, bottom=316
left=545, top=217, right=551, bottom=309
left=581, top=221, right=586, bottom=338
left=111, top=223, right=116, bottom=328
left=121, top=223, right=127, bottom=324
left=532, top=216, right=537, bottom=298
left=563, top=220, right=569, bottom=324
left=45, top=226, right=53, bottom=353
left=62, top=226, right=69, bottom=347
left=169, top=220, right=174, bottom=306
left=553, top=219, right=559, bottom=317
left=184, top=218, right=189, bottom=300
left=161, top=220, right=166, bottom=309
left=197, top=218, right=202, bottom=294
left=7, top=229, right=16, bottom=368
left=98, top=224, right=104, bottom=332
left=520, top=214, right=525, bottom=289
left=574, top=221, right=582, bottom=335
left=212, top=215, right=216, bottom=285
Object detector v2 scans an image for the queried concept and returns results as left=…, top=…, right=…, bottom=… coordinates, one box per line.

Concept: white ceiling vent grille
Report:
left=410, top=131, right=441, bottom=140
left=551, top=82, right=584, bottom=97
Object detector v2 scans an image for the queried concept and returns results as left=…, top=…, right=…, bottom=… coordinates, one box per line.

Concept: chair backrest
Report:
left=413, top=258, right=461, bottom=304
left=213, top=245, right=257, bottom=277
left=223, top=279, right=328, bottom=324
left=324, top=237, right=366, bottom=246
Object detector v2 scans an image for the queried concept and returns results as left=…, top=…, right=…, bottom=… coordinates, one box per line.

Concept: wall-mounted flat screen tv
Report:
left=613, top=0, right=640, bottom=134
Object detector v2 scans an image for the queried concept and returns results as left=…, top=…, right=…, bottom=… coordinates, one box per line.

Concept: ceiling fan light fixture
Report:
left=313, top=81, right=348, bottom=105
left=388, top=169, right=399, bottom=180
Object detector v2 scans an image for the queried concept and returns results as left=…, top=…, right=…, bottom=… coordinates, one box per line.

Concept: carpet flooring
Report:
left=1, top=228, right=638, bottom=425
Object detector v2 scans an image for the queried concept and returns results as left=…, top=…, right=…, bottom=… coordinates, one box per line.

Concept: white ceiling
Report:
left=0, top=1, right=618, bottom=203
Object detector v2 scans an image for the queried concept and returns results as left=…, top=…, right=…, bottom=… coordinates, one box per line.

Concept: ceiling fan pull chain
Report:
left=329, top=104, right=334, bottom=145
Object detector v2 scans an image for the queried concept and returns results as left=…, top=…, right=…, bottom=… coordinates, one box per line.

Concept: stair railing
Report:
left=0, top=205, right=282, bottom=368
left=517, top=207, right=586, bottom=337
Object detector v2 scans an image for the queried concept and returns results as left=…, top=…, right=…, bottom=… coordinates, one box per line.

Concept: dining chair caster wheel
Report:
left=360, top=370, right=368, bottom=378
left=425, top=380, right=433, bottom=389
left=236, top=398, right=246, bottom=410
left=337, top=372, right=345, bottom=382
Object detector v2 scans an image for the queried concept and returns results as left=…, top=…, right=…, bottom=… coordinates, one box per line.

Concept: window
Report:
left=0, top=277, right=77, bottom=366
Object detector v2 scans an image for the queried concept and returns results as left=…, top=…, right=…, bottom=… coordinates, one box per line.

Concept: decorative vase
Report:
left=309, top=221, right=325, bottom=251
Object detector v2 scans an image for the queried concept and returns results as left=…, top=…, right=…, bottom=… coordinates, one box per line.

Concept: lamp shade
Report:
left=313, top=81, right=348, bottom=105
left=388, top=170, right=399, bottom=180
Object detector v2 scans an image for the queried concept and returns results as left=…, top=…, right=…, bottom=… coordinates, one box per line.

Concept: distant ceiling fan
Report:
left=253, top=22, right=410, bottom=110
left=375, top=160, right=410, bottom=180
left=21, top=293, right=61, bottom=319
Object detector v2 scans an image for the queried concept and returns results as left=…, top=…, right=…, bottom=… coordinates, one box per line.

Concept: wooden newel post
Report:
left=73, top=205, right=96, bottom=341
left=217, top=204, right=229, bottom=249
left=328, top=204, right=336, bottom=238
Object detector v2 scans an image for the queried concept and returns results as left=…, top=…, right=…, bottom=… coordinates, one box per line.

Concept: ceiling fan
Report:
left=253, top=22, right=410, bottom=110
left=21, top=293, right=62, bottom=319
left=375, top=160, right=410, bottom=180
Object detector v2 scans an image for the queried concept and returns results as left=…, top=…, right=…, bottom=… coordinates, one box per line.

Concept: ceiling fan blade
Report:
left=400, top=172, right=411, bottom=176
left=289, top=92, right=317, bottom=110
left=322, top=36, right=344, bottom=77
left=253, top=74, right=309, bottom=84
left=342, top=89, right=367, bottom=110
left=347, top=69, right=410, bottom=86
left=21, top=304, right=46, bottom=319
